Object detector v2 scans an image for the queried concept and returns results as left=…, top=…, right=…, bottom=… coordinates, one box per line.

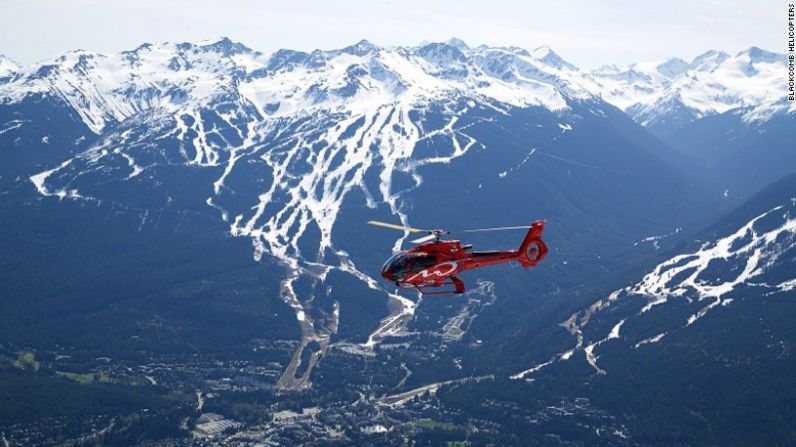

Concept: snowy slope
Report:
left=0, top=38, right=593, bottom=135
left=586, top=47, right=792, bottom=134
left=3, top=40, right=787, bottom=138
left=0, top=39, right=266, bottom=133
left=513, top=176, right=796, bottom=379
left=584, top=58, right=687, bottom=111
left=1, top=39, right=793, bottom=439
left=3, top=38, right=622, bottom=388
left=0, top=55, right=19, bottom=78
left=4, top=37, right=604, bottom=273
left=3, top=37, right=778, bottom=390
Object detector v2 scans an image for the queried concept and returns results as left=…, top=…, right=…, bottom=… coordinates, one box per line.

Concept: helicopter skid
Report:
left=400, top=276, right=465, bottom=295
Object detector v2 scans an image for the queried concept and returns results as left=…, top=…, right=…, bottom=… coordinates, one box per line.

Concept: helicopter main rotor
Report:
left=367, top=220, right=536, bottom=244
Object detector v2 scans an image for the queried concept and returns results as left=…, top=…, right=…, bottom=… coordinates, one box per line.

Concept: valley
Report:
left=0, top=37, right=793, bottom=445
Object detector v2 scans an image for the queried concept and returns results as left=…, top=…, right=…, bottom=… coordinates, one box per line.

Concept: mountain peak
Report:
left=445, top=37, right=469, bottom=50
left=738, top=46, right=780, bottom=62
left=266, top=48, right=312, bottom=71
left=0, top=55, right=20, bottom=66
left=199, top=37, right=251, bottom=55
left=0, top=55, right=20, bottom=77
left=341, top=39, right=379, bottom=56
left=531, top=46, right=575, bottom=70
left=691, top=49, right=729, bottom=60
left=198, top=36, right=230, bottom=46
left=689, top=50, right=730, bottom=70
left=416, top=42, right=466, bottom=59
left=656, top=57, right=689, bottom=78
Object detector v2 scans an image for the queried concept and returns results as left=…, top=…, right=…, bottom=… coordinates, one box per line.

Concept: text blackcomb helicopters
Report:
left=368, top=220, right=548, bottom=294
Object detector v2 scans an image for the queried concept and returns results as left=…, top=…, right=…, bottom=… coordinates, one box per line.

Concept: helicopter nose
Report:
left=381, top=269, right=393, bottom=281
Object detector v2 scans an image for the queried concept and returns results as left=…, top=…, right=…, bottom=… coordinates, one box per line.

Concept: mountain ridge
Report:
left=1, top=39, right=790, bottom=138
left=1, top=37, right=795, bottom=445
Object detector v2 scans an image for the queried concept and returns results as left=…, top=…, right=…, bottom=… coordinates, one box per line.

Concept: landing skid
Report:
left=400, top=276, right=465, bottom=295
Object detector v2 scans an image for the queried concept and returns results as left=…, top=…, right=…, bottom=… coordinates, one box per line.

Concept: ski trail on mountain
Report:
left=514, top=201, right=796, bottom=378
left=27, top=97, right=512, bottom=389
left=21, top=39, right=598, bottom=390
left=220, top=102, right=481, bottom=387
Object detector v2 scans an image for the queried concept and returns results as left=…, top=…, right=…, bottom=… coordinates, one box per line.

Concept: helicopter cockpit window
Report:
left=413, top=254, right=437, bottom=270
left=382, top=252, right=438, bottom=279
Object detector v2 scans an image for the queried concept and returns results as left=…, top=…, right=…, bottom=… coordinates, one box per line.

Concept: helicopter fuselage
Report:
left=380, top=221, right=547, bottom=294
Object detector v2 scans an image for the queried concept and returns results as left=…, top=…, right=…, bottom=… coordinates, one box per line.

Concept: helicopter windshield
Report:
left=382, top=252, right=437, bottom=280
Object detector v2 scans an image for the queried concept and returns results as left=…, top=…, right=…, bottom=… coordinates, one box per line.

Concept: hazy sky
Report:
left=0, top=0, right=784, bottom=68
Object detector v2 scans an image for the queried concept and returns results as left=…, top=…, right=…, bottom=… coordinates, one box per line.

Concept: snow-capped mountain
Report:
left=2, top=39, right=788, bottom=141
left=458, top=173, right=796, bottom=447
left=0, top=55, right=19, bottom=78
left=0, top=37, right=594, bottom=136
left=3, top=37, right=611, bottom=266
left=0, top=36, right=789, bottom=396
left=2, top=37, right=795, bottom=445
left=575, top=194, right=794, bottom=373
left=585, top=57, right=689, bottom=111
left=509, top=171, right=796, bottom=381
left=586, top=47, right=793, bottom=136
left=2, top=37, right=710, bottom=391
left=2, top=34, right=796, bottom=447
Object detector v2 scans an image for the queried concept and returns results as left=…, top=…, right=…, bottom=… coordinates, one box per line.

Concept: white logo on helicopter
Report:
left=406, top=261, right=459, bottom=282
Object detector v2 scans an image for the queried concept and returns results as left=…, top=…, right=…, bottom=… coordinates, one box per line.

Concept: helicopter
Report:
left=368, top=219, right=548, bottom=295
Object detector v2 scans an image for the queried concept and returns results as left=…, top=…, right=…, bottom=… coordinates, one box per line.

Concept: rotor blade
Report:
left=367, top=220, right=427, bottom=233
left=410, top=234, right=437, bottom=244
left=456, top=225, right=532, bottom=233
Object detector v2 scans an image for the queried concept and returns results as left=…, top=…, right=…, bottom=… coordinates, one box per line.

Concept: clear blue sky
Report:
left=0, top=0, right=784, bottom=68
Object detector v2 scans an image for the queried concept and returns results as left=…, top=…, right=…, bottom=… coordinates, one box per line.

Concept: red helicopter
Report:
left=368, top=219, right=548, bottom=295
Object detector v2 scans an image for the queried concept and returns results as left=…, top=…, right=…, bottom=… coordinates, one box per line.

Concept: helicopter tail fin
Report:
left=518, top=220, right=548, bottom=268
